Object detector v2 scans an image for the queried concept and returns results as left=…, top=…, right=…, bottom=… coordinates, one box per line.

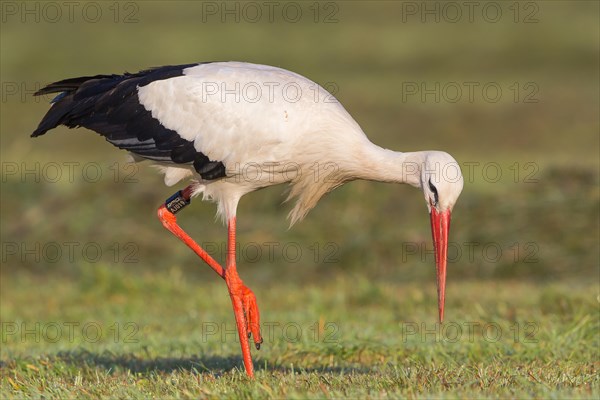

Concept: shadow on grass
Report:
left=52, top=349, right=372, bottom=376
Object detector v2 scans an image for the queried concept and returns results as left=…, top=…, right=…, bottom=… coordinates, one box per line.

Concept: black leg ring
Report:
left=165, top=190, right=190, bottom=214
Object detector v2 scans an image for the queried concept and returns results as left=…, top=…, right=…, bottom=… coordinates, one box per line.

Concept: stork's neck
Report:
left=352, top=141, right=426, bottom=188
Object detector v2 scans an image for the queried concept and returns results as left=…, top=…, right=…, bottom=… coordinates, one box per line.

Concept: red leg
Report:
left=157, top=186, right=262, bottom=377
left=224, top=217, right=262, bottom=377
left=225, top=218, right=262, bottom=345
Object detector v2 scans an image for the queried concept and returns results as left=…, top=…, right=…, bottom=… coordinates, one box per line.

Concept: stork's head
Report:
left=420, top=151, right=464, bottom=323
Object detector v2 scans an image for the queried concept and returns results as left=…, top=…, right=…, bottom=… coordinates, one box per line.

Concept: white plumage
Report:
left=137, top=62, right=371, bottom=223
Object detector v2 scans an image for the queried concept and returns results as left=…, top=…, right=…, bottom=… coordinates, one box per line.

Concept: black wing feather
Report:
left=32, top=63, right=226, bottom=180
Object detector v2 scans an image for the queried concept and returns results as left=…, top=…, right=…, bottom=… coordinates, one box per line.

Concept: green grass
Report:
left=1, top=170, right=599, bottom=398
left=1, top=1, right=599, bottom=398
left=1, top=272, right=598, bottom=398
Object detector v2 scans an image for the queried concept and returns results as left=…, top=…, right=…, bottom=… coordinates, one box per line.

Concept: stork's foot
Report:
left=226, top=273, right=263, bottom=349
left=240, top=284, right=263, bottom=350
left=225, top=268, right=263, bottom=377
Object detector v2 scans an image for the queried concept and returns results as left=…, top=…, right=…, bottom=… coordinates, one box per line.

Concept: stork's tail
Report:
left=31, top=74, right=120, bottom=138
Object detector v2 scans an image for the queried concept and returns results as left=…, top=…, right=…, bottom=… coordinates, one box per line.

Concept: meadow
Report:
left=1, top=1, right=598, bottom=398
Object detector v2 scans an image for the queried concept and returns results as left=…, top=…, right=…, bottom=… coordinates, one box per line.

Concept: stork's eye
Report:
left=428, top=178, right=439, bottom=205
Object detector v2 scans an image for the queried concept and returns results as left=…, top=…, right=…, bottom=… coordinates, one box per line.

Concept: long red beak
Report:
left=430, top=206, right=451, bottom=323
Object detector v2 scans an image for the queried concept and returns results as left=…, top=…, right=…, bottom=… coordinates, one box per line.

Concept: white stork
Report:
left=32, top=62, right=464, bottom=377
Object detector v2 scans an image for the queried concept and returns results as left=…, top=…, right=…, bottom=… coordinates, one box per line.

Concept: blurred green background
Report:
left=1, top=1, right=597, bottom=283
left=1, top=1, right=598, bottom=396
